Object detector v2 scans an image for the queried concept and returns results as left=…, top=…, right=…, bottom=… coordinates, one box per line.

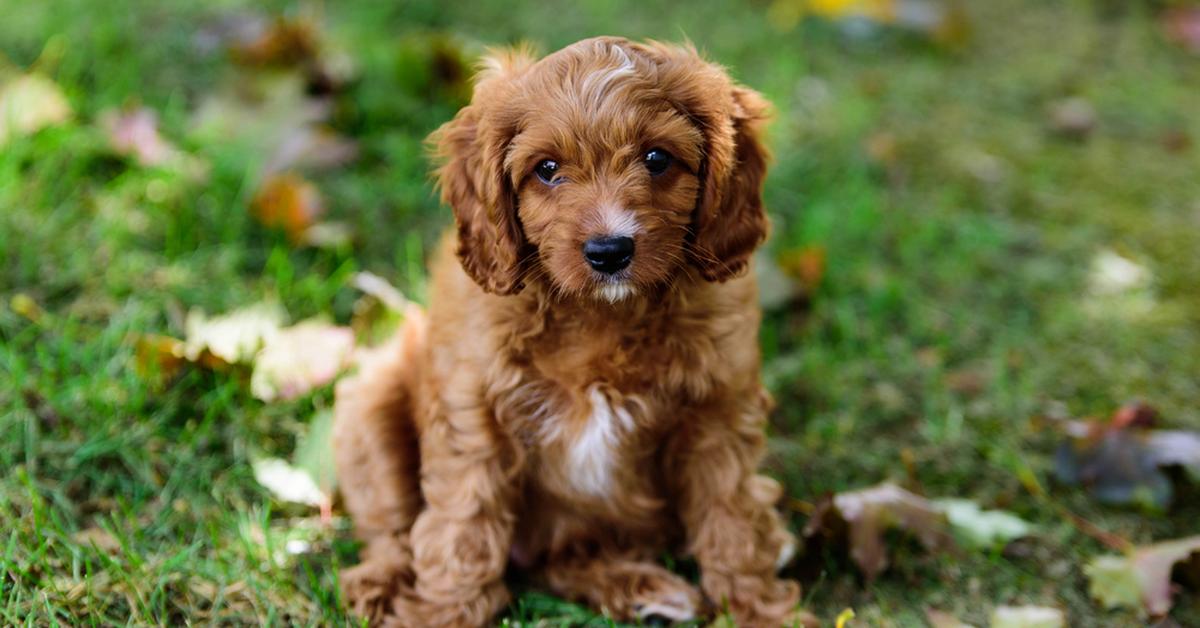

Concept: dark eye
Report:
left=643, top=148, right=672, bottom=176
left=535, top=159, right=561, bottom=185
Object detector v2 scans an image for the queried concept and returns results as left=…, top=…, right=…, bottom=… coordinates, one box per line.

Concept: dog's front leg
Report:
left=393, top=403, right=518, bottom=628
left=667, top=390, right=803, bottom=627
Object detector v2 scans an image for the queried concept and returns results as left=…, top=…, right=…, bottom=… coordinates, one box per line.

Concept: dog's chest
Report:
left=496, top=304, right=727, bottom=503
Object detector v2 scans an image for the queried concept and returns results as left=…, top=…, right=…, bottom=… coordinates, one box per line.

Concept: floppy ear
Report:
left=692, top=86, right=771, bottom=282
left=632, top=42, right=771, bottom=282
left=429, top=47, right=536, bottom=295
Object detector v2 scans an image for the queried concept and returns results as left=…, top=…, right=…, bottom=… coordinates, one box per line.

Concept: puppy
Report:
left=333, top=37, right=802, bottom=627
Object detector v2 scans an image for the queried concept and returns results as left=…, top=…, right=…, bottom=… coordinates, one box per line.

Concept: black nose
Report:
left=583, top=236, right=634, bottom=274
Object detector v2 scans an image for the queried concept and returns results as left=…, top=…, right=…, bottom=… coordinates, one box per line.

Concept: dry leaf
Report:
left=300, top=220, right=354, bottom=249
left=990, top=605, right=1065, bottom=628
left=99, top=107, right=182, bottom=167
left=294, top=410, right=337, bottom=497
left=1088, top=250, right=1150, bottom=296
left=925, top=608, right=975, bottom=628
left=1054, top=403, right=1200, bottom=509
left=1085, top=536, right=1200, bottom=617
left=352, top=271, right=411, bottom=312
left=0, top=73, right=72, bottom=145
left=350, top=271, right=415, bottom=344
left=1047, top=97, right=1096, bottom=141
left=183, top=302, right=285, bottom=364
left=229, top=16, right=319, bottom=68
left=933, top=498, right=1034, bottom=550
left=777, top=246, right=827, bottom=292
left=263, top=125, right=358, bottom=175
left=250, top=320, right=355, bottom=401
left=252, top=458, right=327, bottom=508
left=1162, top=7, right=1200, bottom=54
left=251, top=173, right=325, bottom=243
left=803, top=482, right=955, bottom=580
left=10, top=293, right=44, bottom=322
left=190, top=72, right=328, bottom=152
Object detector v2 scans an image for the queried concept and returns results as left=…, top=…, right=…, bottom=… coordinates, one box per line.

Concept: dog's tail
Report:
left=333, top=305, right=428, bottom=548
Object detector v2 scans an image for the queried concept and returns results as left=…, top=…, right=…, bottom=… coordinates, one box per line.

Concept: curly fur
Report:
left=333, top=36, right=802, bottom=627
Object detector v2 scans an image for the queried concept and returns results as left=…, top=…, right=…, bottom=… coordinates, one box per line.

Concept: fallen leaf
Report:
left=190, top=72, right=330, bottom=161
left=299, top=220, right=354, bottom=249
left=250, top=320, right=355, bottom=401
left=350, top=271, right=415, bottom=344
left=229, top=16, right=319, bottom=68
left=990, top=605, right=1065, bottom=628
left=1161, top=7, right=1200, bottom=54
left=183, top=302, right=285, bottom=364
left=1088, top=250, right=1150, bottom=296
left=294, top=409, right=337, bottom=498
left=262, top=126, right=358, bottom=176
left=99, top=107, right=183, bottom=167
left=768, top=0, right=969, bottom=46
left=1054, top=403, right=1200, bottom=510
left=251, top=173, right=325, bottom=243
left=1085, top=536, right=1200, bottom=617
left=10, top=293, right=44, bottom=322
left=933, top=498, right=1034, bottom=550
left=0, top=73, right=72, bottom=145
left=252, top=457, right=327, bottom=508
left=777, top=246, right=827, bottom=292
left=925, top=608, right=975, bottom=628
left=803, top=482, right=955, bottom=580
left=1047, top=97, right=1096, bottom=141
left=352, top=271, right=411, bottom=312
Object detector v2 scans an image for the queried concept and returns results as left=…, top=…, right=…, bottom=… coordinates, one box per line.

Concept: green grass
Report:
left=3, top=0, right=1200, bottom=625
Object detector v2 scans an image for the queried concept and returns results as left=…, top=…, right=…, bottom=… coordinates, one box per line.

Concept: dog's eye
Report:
left=643, top=148, right=672, bottom=176
left=535, top=159, right=562, bottom=185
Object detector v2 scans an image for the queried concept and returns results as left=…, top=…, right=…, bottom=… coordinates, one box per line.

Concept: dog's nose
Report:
left=583, top=236, right=634, bottom=274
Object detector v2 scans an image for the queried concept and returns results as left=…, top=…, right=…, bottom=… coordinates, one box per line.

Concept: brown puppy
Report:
left=333, top=36, right=802, bottom=627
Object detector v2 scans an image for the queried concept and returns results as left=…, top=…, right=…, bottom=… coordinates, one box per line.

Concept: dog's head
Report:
left=431, top=37, right=770, bottom=300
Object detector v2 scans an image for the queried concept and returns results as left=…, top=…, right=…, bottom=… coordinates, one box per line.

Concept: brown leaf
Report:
left=802, top=482, right=955, bottom=580
left=777, top=246, right=827, bottom=291
left=229, top=16, right=319, bottom=68
left=1054, top=403, right=1200, bottom=509
left=1162, top=7, right=1200, bottom=54
left=1086, top=536, right=1200, bottom=617
left=251, top=173, right=325, bottom=243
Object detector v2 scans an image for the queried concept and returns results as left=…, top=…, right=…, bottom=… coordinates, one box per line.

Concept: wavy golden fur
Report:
left=333, top=36, right=803, bottom=626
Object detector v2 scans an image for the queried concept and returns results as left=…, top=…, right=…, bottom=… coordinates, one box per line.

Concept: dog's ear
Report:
left=633, top=42, right=771, bottom=282
left=430, top=46, right=537, bottom=295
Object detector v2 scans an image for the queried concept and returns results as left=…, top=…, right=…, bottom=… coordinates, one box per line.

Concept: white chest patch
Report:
left=566, top=385, right=634, bottom=497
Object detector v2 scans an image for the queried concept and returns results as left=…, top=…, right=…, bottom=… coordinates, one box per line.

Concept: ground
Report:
left=2, top=0, right=1199, bottom=625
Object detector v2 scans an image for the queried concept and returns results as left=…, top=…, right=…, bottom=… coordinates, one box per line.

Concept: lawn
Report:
left=2, top=0, right=1199, bottom=625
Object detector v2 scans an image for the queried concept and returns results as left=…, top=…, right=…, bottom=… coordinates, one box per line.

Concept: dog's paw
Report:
left=632, top=585, right=702, bottom=623
left=385, top=580, right=510, bottom=628
left=340, top=559, right=411, bottom=622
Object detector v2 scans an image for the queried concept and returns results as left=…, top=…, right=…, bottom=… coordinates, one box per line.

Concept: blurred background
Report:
left=2, top=0, right=1199, bottom=625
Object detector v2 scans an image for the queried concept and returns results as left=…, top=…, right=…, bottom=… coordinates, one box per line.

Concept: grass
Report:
left=3, top=0, right=1199, bottom=625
